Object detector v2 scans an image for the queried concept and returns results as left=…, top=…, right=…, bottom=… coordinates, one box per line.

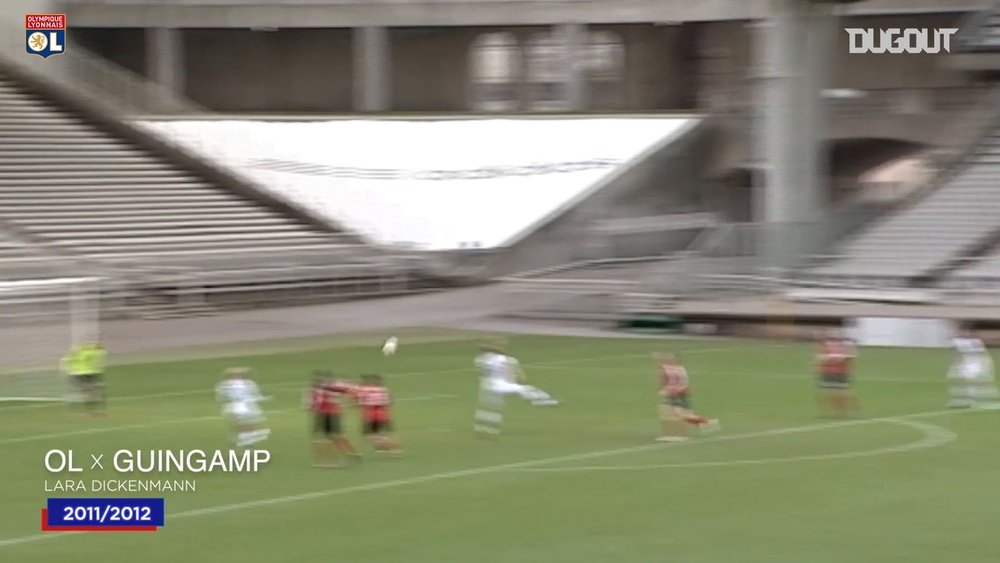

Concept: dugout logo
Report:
left=845, top=28, right=957, bottom=54
left=25, top=14, right=66, bottom=59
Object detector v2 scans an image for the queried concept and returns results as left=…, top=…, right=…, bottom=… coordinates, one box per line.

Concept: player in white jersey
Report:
left=215, top=367, right=271, bottom=447
left=473, top=343, right=558, bottom=437
left=948, top=331, right=998, bottom=409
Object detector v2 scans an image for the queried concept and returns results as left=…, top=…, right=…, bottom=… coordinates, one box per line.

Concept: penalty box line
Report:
left=0, top=405, right=982, bottom=549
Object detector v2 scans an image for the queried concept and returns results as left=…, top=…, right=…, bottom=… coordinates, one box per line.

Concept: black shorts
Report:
left=73, top=374, right=102, bottom=387
left=665, top=393, right=690, bottom=409
left=818, top=373, right=851, bottom=389
left=313, top=413, right=341, bottom=436
left=363, top=419, right=392, bottom=435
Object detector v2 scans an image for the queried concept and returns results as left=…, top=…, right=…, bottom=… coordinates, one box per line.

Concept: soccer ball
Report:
left=382, top=337, right=398, bottom=356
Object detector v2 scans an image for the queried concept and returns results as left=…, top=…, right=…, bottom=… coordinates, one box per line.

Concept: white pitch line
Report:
left=0, top=405, right=985, bottom=549
left=0, top=394, right=456, bottom=446
left=1, top=342, right=777, bottom=412
left=515, top=418, right=957, bottom=473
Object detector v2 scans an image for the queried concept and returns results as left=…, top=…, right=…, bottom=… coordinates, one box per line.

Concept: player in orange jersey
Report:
left=655, top=353, right=719, bottom=442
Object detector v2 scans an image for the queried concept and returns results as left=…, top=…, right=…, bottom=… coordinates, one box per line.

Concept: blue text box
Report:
left=47, top=498, right=165, bottom=527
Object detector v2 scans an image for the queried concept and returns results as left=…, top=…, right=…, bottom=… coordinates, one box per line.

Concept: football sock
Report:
left=238, top=430, right=268, bottom=446
left=683, top=414, right=708, bottom=426
left=334, top=437, right=358, bottom=455
left=474, top=408, right=502, bottom=435
left=521, top=386, right=558, bottom=405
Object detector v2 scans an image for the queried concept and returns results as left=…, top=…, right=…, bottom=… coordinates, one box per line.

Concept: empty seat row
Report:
left=0, top=71, right=364, bottom=270
left=810, top=135, right=1000, bottom=280
left=949, top=247, right=1000, bottom=281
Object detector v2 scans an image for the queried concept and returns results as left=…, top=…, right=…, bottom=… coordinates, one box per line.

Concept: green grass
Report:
left=0, top=332, right=995, bottom=563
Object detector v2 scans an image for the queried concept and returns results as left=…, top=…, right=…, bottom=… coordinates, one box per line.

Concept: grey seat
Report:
left=0, top=71, right=370, bottom=276
left=811, top=143, right=1000, bottom=281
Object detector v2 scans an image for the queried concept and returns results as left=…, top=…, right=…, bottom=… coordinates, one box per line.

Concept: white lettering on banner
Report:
left=250, top=158, right=622, bottom=181
left=846, top=28, right=958, bottom=54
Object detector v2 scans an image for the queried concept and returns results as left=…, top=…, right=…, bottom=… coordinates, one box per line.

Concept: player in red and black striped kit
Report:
left=354, top=374, right=401, bottom=455
left=655, top=353, right=719, bottom=442
left=816, top=330, right=858, bottom=418
left=306, top=372, right=361, bottom=467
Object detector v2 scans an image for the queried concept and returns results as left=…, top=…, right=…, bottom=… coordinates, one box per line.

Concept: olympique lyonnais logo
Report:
left=25, top=14, right=66, bottom=59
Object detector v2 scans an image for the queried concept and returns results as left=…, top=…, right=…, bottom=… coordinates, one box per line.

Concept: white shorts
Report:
left=224, top=401, right=263, bottom=424
left=484, top=379, right=528, bottom=395
left=958, top=361, right=994, bottom=382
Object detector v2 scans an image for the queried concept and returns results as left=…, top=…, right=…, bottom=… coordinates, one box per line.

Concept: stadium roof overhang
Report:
left=62, top=0, right=984, bottom=28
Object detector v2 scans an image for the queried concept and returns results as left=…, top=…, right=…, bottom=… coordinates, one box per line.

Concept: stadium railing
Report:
left=705, top=269, right=1000, bottom=305
left=62, top=0, right=592, bottom=2
left=620, top=209, right=906, bottom=296
left=717, top=85, right=986, bottom=120
left=616, top=261, right=1000, bottom=318
left=0, top=256, right=422, bottom=323
left=492, top=248, right=1000, bottom=322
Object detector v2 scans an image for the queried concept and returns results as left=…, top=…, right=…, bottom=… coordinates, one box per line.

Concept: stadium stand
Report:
left=0, top=222, right=70, bottom=281
left=956, top=2, right=1000, bottom=51
left=0, top=67, right=418, bottom=313
left=947, top=246, right=1000, bottom=285
left=808, top=126, right=1000, bottom=284
left=0, top=74, right=347, bottom=261
left=0, top=225, right=44, bottom=263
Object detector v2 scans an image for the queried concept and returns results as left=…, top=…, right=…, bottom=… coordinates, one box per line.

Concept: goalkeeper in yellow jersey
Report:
left=63, top=342, right=107, bottom=416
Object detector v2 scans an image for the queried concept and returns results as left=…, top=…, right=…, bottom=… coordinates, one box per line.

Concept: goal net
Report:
left=0, top=277, right=101, bottom=402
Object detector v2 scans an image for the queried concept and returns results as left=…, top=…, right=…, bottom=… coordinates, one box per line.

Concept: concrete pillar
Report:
left=353, top=26, right=391, bottom=112
left=513, top=31, right=533, bottom=112
left=146, top=27, right=184, bottom=94
left=753, top=0, right=834, bottom=267
left=560, top=23, right=587, bottom=111
left=800, top=3, right=834, bottom=222
left=676, top=23, right=700, bottom=110
left=391, top=29, right=474, bottom=111
left=621, top=26, right=658, bottom=110
left=620, top=24, right=683, bottom=111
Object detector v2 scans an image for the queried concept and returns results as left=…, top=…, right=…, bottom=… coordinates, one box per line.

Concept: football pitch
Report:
left=0, top=330, right=996, bottom=563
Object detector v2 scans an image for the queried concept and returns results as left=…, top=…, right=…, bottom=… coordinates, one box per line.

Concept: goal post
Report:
left=0, top=277, right=101, bottom=402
